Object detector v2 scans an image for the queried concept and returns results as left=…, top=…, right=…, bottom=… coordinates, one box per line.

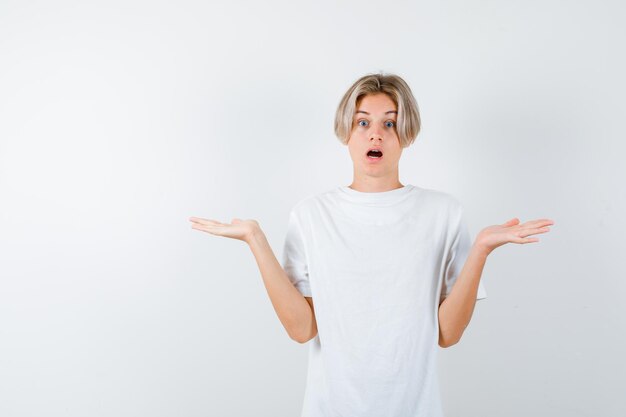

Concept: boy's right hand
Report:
left=189, top=217, right=261, bottom=244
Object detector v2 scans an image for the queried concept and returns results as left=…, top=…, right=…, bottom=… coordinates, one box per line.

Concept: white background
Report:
left=1, top=0, right=624, bottom=416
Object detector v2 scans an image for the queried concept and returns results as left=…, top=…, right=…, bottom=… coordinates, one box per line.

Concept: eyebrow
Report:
left=355, top=110, right=397, bottom=115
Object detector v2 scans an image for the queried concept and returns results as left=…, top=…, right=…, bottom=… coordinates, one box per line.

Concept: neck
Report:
left=348, top=177, right=404, bottom=193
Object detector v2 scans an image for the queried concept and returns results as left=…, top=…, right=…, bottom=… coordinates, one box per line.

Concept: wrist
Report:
left=246, top=225, right=265, bottom=246
left=471, top=241, right=492, bottom=259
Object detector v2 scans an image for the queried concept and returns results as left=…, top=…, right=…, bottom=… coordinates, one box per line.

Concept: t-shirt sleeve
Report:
left=281, top=210, right=312, bottom=297
left=440, top=204, right=487, bottom=305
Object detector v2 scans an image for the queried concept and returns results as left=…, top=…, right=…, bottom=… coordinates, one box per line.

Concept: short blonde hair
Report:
left=334, top=72, right=421, bottom=148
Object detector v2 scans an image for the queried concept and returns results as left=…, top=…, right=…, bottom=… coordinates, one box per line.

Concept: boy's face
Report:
left=347, top=93, right=403, bottom=178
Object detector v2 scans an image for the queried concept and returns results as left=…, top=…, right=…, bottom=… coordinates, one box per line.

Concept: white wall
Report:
left=1, top=0, right=624, bottom=416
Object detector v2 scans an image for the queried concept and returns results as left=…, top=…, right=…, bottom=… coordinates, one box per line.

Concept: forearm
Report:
left=438, top=244, right=489, bottom=347
left=247, top=227, right=315, bottom=343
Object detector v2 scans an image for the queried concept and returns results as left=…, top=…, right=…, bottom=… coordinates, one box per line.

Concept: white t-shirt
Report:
left=281, top=184, right=487, bottom=417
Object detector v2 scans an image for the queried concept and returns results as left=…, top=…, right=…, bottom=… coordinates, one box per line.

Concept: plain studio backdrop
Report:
left=1, top=0, right=624, bottom=416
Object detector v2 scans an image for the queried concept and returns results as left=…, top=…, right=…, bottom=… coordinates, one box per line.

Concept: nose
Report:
left=369, top=128, right=383, bottom=142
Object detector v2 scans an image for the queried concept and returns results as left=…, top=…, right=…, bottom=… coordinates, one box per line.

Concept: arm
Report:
left=438, top=244, right=488, bottom=348
left=189, top=216, right=318, bottom=344
left=438, top=216, right=555, bottom=348
left=247, top=226, right=318, bottom=344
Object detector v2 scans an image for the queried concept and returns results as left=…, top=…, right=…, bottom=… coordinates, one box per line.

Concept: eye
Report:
left=385, top=120, right=396, bottom=128
left=357, top=119, right=369, bottom=127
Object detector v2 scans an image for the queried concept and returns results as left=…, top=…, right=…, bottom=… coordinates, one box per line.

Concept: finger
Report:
left=512, top=236, right=540, bottom=244
left=527, top=225, right=552, bottom=234
left=191, top=223, right=211, bottom=231
left=518, top=220, right=554, bottom=231
left=191, top=223, right=224, bottom=235
left=517, top=227, right=551, bottom=238
left=525, top=218, right=555, bottom=227
left=190, top=217, right=223, bottom=225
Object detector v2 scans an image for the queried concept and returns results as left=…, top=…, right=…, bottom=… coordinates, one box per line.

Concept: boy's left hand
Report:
left=475, top=218, right=554, bottom=256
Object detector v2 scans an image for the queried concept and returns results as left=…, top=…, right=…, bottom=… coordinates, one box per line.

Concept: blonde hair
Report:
left=334, top=72, right=421, bottom=148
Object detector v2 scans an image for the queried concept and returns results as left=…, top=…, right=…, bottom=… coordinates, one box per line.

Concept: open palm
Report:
left=189, top=217, right=259, bottom=243
left=476, top=217, right=554, bottom=255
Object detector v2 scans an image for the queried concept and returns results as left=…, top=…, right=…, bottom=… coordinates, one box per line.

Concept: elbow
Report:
left=287, top=325, right=305, bottom=343
left=438, top=331, right=461, bottom=348
left=289, top=328, right=306, bottom=344
left=299, top=330, right=317, bottom=344
left=288, top=297, right=318, bottom=344
left=291, top=329, right=317, bottom=344
left=439, top=319, right=467, bottom=347
left=297, top=334, right=317, bottom=344
left=438, top=338, right=459, bottom=348
left=288, top=321, right=318, bottom=344
left=438, top=335, right=448, bottom=348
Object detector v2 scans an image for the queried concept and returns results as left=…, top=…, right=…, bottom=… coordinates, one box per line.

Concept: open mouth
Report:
left=366, top=149, right=383, bottom=159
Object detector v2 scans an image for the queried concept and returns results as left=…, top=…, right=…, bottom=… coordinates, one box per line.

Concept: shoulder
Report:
left=414, top=185, right=464, bottom=213
left=288, top=187, right=340, bottom=216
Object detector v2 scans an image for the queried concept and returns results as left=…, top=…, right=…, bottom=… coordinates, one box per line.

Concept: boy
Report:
left=190, top=72, right=554, bottom=416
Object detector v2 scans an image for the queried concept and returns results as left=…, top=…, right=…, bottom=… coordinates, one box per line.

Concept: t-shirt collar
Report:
left=337, top=184, right=414, bottom=204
